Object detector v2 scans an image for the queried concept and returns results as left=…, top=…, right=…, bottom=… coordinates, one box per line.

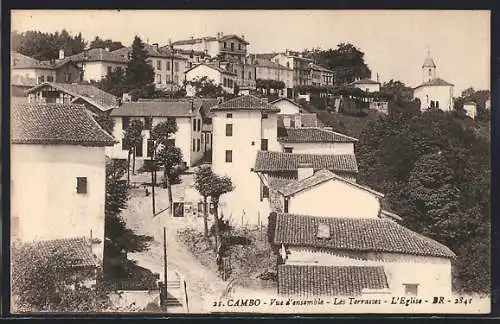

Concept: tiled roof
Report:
left=351, top=78, right=380, bottom=85
left=254, top=59, right=293, bottom=70
left=278, top=127, right=358, bottom=143
left=278, top=265, right=388, bottom=297
left=11, top=52, right=54, bottom=70
left=278, top=169, right=383, bottom=197
left=172, top=36, right=217, bottom=46
left=310, top=63, right=334, bottom=73
left=219, top=34, right=250, bottom=45
left=415, top=77, right=454, bottom=89
left=18, top=237, right=99, bottom=268
left=110, top=100, right=201, bottom=117
left=270, top=97, right=301, bottom=107
left=12, top=103, right=115, bottom=146
left=274, top=213, right=456, bottom=258
left=211, top=95, right=281, bottom=112
left=252, top=53, right=280, bottom=60
left=26, top=82, right=118, bottom=111
left=112, top=44, right=186, bottom=60
left=64, top=48, right=129, bottom=63
left=254, top=151, right=358, bottom=174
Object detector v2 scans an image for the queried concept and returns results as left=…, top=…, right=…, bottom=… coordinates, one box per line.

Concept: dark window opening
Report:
left=284, top=147, right=293, bottom=153
left=261, top=139, right=268, bottom=151
left=122, top=117, right=130, bottom=130
left=144, top=116, right=153, bottom=130
left=192, top=139, right=196, bottom=152
left=226, top=124, right=233, bottom=136
left=225, top=150, right=232, bottom=163
left=226, top=113, right=232, bottom=118
left=197, top=138, right=200, bottom=152
left=76, top=177, right=87, bottom=194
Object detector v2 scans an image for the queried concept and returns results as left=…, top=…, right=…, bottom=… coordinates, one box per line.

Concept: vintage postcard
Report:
left=9, top=9, right=491, bottom=314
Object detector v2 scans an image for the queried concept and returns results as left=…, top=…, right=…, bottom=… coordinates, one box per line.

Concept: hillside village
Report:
left=10, top=30, right=491, bottom=313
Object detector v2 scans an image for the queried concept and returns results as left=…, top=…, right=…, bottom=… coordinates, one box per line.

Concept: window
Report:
left=230, top=43, right=234, bottom=50
left=228, top=79, right=233, bottom=88
left=65, top=73, right=70, bottom=82
left=122, top=117, right=130, bottom=130
left=197, top=138, right=200, bottom=152
left=224, top=42, right=227, bottom=48
left=286, top=62, right=290, bottom=68
left=193, top=139, right=196, bottom=152
left=206, top=133, right=210, bottom=144
left=135, top=140, right=143, bottom=157
left=107, top=66, right=112, bottom=75
left=226, top=113, right=232, bottom=118
left=76, top=177, right=87, bottom=194
left=225, top=150, right=232, bottom=163
left=223, top=78, right=227, bottom=87
left=197, top=119, right=201, bottom=131
left=193, top=119, right=196, bottom=131
left=248, top=71, right=252, bottom=80
left=284, top=147, right=293, bottom=153
left=261, top=139, right=268, bottom=151
left=156, top=73, right=162, bottom=84
left=404, top=284, right=419, bottom=296
left=262, top=113, right=268, bottom=119
left=284, top=198, right=289, bottom=213
left=175, top=62, right=179, bottom=72
left=38, top=75, right=45, bottom=83
left=47, top=75, right=54, bottom=82
left=147, top=139, right=154, bottom=157
left=144, top=116, right=153, bottom=130
left=166, top=62, right=171, bottom=71
left=167, top=116, right=176, bottom=124
left=122, top=137, right=129, bottom=151
left=174, top=75, right=179, bottom=83
left=225, top=124, right=233, bottom=136
left=238, top=43, right=242, bottom=50
left=241, top=70, right=245, bottom=79
left=166, top=75, right=171, bottom=82
left=157, top=60, right=162, bottom=70
left=262, top=185, right=269, bottom=198
left=428, top=68, right=432, bottom=77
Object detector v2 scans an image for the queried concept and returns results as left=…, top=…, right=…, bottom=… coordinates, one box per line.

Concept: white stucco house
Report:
left=108, top=99, right=208, bottom=168
left=11, top=102, right=115, bottom=265
left=271, top=98, right=318, bottom=128
left=184, top=63, right=237, bottom=96
left=413, top=51, right=454, bottom=112
left=350, top=78, right=381, bottom=93
left=463, top=101, right=477, bottom=119
left=270, top=169, right=456, bottom=297
left=62, top=48, right=129, bottom=82
left=210, top=95, right=281, bottom=224
left=277, top=127, right=358, bottom=155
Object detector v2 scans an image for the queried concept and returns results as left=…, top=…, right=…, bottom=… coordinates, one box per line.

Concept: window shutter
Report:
left=76, top=177, right=88, bottom=194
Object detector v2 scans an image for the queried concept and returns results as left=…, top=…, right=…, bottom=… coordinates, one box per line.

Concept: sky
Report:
left=12, top=10, right=490, bottom=94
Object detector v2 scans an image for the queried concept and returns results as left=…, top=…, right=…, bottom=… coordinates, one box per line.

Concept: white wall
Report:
left=150, top=57, right=187, bottom=87
left=463, top=103, right=477, bottom=119
left=11, top=144, right=106, bottom=261
left=212, top=110, right=268, bottom=224
left=354, top=83, right=380, bottom=93
left=285, top=247, right=452, bottom=296
left=414, top=85, right=454, bottom=112
left=261, top=114, right=280, bottom=151
left=82, top=62, right=127, bottom=82
left=280, top=142, right=354, bottom=155
left=286, top=179, right=381, bottom=218
left=273, top=100, right=301, bottom=115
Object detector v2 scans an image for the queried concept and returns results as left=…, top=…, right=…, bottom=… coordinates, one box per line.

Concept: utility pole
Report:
left=149, top=138, right=156, bottom=215
left=163, top=226, right=168, bottom=313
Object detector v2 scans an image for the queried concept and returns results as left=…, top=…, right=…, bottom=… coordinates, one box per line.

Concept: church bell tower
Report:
left=422, top=49, right=437, bottom=83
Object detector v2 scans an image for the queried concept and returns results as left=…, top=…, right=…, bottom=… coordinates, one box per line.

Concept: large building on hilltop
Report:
left=413, top=50, right=454, bottom=112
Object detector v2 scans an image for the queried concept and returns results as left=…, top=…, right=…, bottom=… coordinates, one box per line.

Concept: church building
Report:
left=413, top=51, right=454, bottom=112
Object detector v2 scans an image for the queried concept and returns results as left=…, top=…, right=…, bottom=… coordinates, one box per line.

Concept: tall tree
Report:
left=89, top=36, right=125, bottom=52
left=193, top=165, right=215, bottom=238
left=123, top=120, right=144, bottom=179
left=98, top=68, right=127, bottom=98
left=381, top=79, right=414, bottom=102
left=186, top=76, right=225, bottom=98
left=208, top=174, right=234, bottom=252
left=150, top=119, right=181, bottom=212
left=123, top=36, right=155, bottom=97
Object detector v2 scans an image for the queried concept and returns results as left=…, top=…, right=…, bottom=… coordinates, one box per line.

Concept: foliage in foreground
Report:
left=357, top=107, right=490, bottom=293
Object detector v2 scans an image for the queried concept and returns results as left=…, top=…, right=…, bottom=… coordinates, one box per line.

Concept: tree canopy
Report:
left=302, top=43, right=371, bottom=85
left=89, top=36, right=124, bottom=52
left=11, top=30, right=87, bottom=61
left=356, top=108, right=490, bottom=293
left=381, top=79, right=414, bottom=102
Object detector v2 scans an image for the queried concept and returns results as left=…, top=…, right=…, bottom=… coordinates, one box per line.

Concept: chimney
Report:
left=122, top=92, right=131, bottom=102
left=59, top=49, right=65, bottom=60
left=297, top=162, right=314, bottom=180
left=191, top=36, right=194, bottom=40
left=152, top=43, right=159, bottom=52
left=376, top=73, right=380, bottom=83
left=104, top=47, right=110, bottom=52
